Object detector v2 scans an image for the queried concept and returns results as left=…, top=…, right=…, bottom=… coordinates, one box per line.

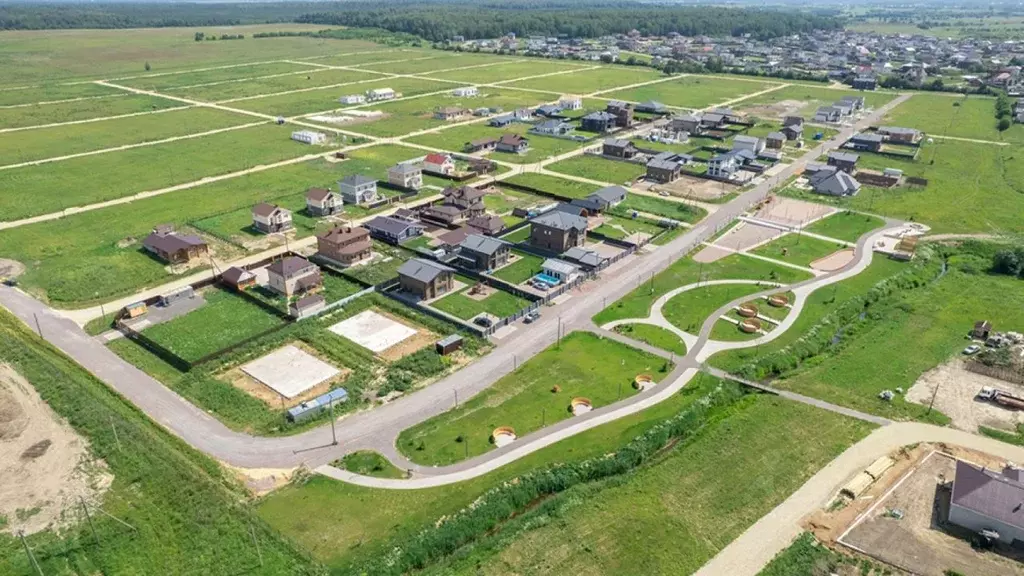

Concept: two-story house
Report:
left=529, top=210, right=587, bottom=253
left=338, top=175, right=378, bottom=205
left=387, top=163, right=423, bottom=190
left=458, top=234, right=511, bottom=271
left=267, top=256, right=322, bottom=298
left=397, top=258, right=455, bottom=299
left=316, top=226, right=372, bottom=266
left=423, top=153, right=456, bottom=175
left=252, top=203, right=294, bottom=234
left=305, top=187, right=342, bottom=217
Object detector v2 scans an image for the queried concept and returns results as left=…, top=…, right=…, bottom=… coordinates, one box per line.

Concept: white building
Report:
left=452, top=86, right=478, bottom=97
left=366, top=88, right=396, bottom=101
left=388, top=163, right=423, bottom=190
left=541, top=258, right=579, bottom=283
left=731, top=135, right=764, bottom=154
left=559, top=95, right=583, bottom=110
left=339, top=94, right=366, bottom=105
left=423, top=153, right=456, bottom=176
left=291, top=130, right=328, bottom=145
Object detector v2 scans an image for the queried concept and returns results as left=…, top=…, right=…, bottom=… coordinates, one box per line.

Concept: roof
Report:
left=252, top=202, right=282, bottom=217
left=563, top=246, right=605, bottom=267
left=582, top=111, right=616, bottom=121
left=287, top=388, right=349, bottom=418
left=318, top=226, right=369, bottom=245
left=424, top=153, right=452, bottom=165
left=878, top=126, right=920, bottom=135
left=766, top=131, right=786, bottom=141
left=542, top=258, right=579, bottom=275
left=534, top=119, right=569, bottom=130
left=267, top=256, right=315, bottom=278
left=437, top=334, right=463, bottom=347
left=221, top=266, right=254, bottom=285
left=606, top=100, right=630, bottom=109
left=306, top=187, right=333, bottom=201
left=460, top=234, right=510, bottom=256
left=829, top=151, right=860, bottom=163
left=490, top=114, right=514, bottom=124
left=499, top=133, right=526, bottom=146
left=143, top=231, right=206, bottom=254
left=340, top=174, right=376, bottom=186
left=591, top=185, right=628, bottom=203
left=389, top=163, right=420, bottom=175
left=638, top=100, right=665, bottom=110
left=468, top=215, right=504, bottom=232
left=674, top=113, right=701, bottom=123
left=733, top=135, right=760, bottom=145
left=469, top=137, right=498, bottom=147
left=437, top=226, right=472, bottom=246
left=952, top=460, right=1024, bottom=531
left=852, top=133, right=884, bottom=143
left=975, top=320, right=992, bottom=329
left=367, top=215, right=421, bottom=236
left=398, top=258, right=454, bottom=283
left=702, top=113, right=725, bottom=123
left=648, top=157, right=682, bottom=171
left=603, top=138, right=632, bottom=149
left=292, top=294, right=325, bottom=310
left=813, top=170, right=860, bottom=196
left=531, top=210, right=588, bottom=232
left=783, top=123, right=804, bottom=133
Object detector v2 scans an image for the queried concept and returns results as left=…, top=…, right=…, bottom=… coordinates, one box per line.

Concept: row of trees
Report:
left=995, top=92, right=1014, bottom=131
left=193, top=32, right=243, bottom=41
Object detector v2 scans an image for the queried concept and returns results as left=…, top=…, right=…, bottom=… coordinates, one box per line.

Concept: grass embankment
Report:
left=758, top=532, right=887, bottom=576
left=0, top=309, right=319, bottom=575
left=337, top=451, right=406, bottom=479
left=397, top=331, right=671, bottom=466
left=804, top=210, right=886, bottom=243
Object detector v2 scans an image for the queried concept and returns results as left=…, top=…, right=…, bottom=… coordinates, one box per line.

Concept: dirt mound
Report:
left=0, top=386, right=28, bottom=440
left=0, top=258, right=25, bottom=279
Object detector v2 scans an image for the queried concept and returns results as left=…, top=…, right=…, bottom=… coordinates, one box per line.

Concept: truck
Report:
left=977, top=387, right=1024, bottom=410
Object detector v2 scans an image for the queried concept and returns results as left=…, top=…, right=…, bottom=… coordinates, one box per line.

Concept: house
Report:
left=142, top=225, right=208, bottom=264
left=700, top=113, right=726, bottom=129
left=840, top=95, right=866, bottom=110
left=671, top=114, right=703, bottom=135
left=535, top=104, right=563, bottom=118
left=646, top=152, right=690, bottom=183
left=252, top=203, right=293, bottom=234
left=563, top=246, right=608, bottom=268
left=434, top=107, right=469, bottom=120
left=852, top=76, right=877, bottom=91
left=810, top=167, right=861, bottom=197
left=813, top=106, right=842, bottom=123
left=496, top=133, right=529, bottom=153
left=530, top=119, right=573, bottom=136
left=877, top=126, right=922, bottom=144
left=465, top=137, right=498, bottom=153
left=847, top=133, right=883, bottom=152
left=421, top=185, right=487, bottom=227
left=571, top=185, right=629, bottom=212
left=606, top=100, right=634, bottom=127
left=391, top=207, right=419, bottom=222
left=766, top=132, right=786, bottom=149
left=452, top=86, right=478, bottom=97
left=267, top=256, right=322, bottom=298
left=365, top=215, right=425, bottom=244
left=708, top=151, right=743, bottom=178
left=423, top=153, right=456, bottom=175
left=489, top=114, right=514, bottom=127
left=559, top=95, right=583, bottom=110
left=221, top=266, right=256, bottom=291
left=972, top=320, right=993, bottom=340
left=458, top=234, right=511, bottom=271
left=397, top=258, right=455, bottom=299
left=338, top=174, right=378, bottom=205
left=603, top=138, right=639, bottom=159
left=709, top=108, right=741, bottom=123
left=339, top=94, right=365, bottom=105
left=316, top=226, right=372, bottom=266
left=732, top=135, right=765, bottom=154
left=291, top=130, right=328, bottom=145
left=581, top=111, right=617, bottom=133
left=366, top=87, right=395, bottom=101
left=781, top=123, right=804, bottom=141
left=387, top=163, right=423, bottom=190
left=635, top=100, right=668, bottom=114
left=949, top=460, right=1024, bottom=545
left=289, top=294, right=326, bottom=319
left=305, top=187, right=342, bottom=217
left=467, top=214, right=505, bottom=236
left=541, top=258, right=579, bottom=283
left=827, top=151, right=859, bottom=173
left=783, top=116, right=804, bottom=128
left=529, top=210, right=587, bottom=252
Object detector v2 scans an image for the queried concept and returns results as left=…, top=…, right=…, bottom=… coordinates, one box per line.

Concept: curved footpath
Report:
left=0, top=93, right=911, bottom=473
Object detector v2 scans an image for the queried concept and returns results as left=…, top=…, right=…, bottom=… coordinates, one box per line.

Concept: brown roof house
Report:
left=305, top=187, right=342, bottom=217
left=496, top=133, right=529, bottom=154
left=464, top=137, right=498, bottom=153
left=142, top=225, right=208, bottom=264
left=468, top=214, right=506, bottom=236
left=221, top=266, right=256, bottom=291
left=252, top=203, right=294, bottom=234
left=606, top=100, right=634, bottom=128
left=949, top=460, right=1024, bottom=545
left=421, top=185, right=487, bottom=227
left=398, top=258, right=455, bottom=300
left=267, top=256, right=322, bottom=298
left=316, top=226, right=372, bottom=267
left=529, top=210, right=587, bottom=253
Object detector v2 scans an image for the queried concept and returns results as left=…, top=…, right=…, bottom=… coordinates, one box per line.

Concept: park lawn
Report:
left=603, top=76, right=779, bottom=110
left=423, top=394, right=873, bottom=576
left=431, top=284, right=529, bottom=320
left=397, top=331, right=672, bottom=466
left=711, top=316, right=763, bottom=341
left=612, top=323, right=687, bottom=355
left=490, top=251, right=545, bottom=284
left=663, top=283, right=769, bottom=333
left=804, top=210, right=885, bottom=243
left=0, top=310, right=318, bottom=575
left=232, top=77, right=451, bottom=117
left=501, top=172, right=599, bottom=199
left=337, top=451, right=407, bottom=479
left=882, top=92, right=1024, bottom=144
left=0, top=93, right=185, bottom=129
left=750, top=232, right=848, bottom=268
left=617, top=193, right=708, bottom=223
left=140, top=287, right=287, bottom=362
left=547, top=154, right=645, bottom=185
left=0, top=82, right=123, bottom=107
left=258, top=375, right=721, bottom=573
left=784, top=140, right=1024, bottom=234
left=116, top=61, right=320, bottom=90
left=748, top=291, right=796, bottom=322
left=359, top=52, right=517, bottom=74
left=167, top=67, right=381, bottom=102
left=734, top=84, right=896, bottom=117
left=425, top=59, right=589, bottom=84
left=506, top=65, right=664, bottom=94
left=0, top=106, right=258, bottom=166
left=594, top=253, right=812, bottom=325
left=0, top=123, right=314, bottom=221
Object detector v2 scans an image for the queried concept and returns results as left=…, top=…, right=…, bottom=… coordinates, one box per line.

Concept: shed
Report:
left=124, top=301, right=148, bottom=319
left=286, top=388, right=349, bottom=422
left=160, top=286, right=195, bottom=307
left=436, top=334, right=464, bottom=355
left=222, top=266, right=256, bottom=291
left=973, top=320, right=993, bottom=340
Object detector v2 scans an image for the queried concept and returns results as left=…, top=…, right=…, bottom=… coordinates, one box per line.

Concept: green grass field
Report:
left=359, top=52, right=518, bottom=74
left=612, top=323, right=687, bottom=355
left=663, top=283, right=769, bottom=333
left=397, top=331, right=671, bottom=465
left=501, top=172, right=599, bottom=199
left=547, top=154, right=645, bottom=185
left=734, top=84, right=897, bottom=117
left=882, top=92, right=1024, bottom=144
left=749, top=232, right=847, bottom=268
left=166, top=67, right=382, bottom=102
left=425, top=59, right=588, bottom=84
left=431, top=282, right=530, bottom=320
left=338, top=451, right=406, bottom=479
left=507, top=65, right=664, bottom=94
left=603, top=76, right=779, bottom=110
left=483, top=186, right=549, bottom=214
left=617, top=193, right=708, bottom=223
left=117, top=61, right=319, bottom=90
left=417, top=394, right=872, bottom=575
left=0, top=82, right=123, bottom=107
left=0, top=93, right=184, bottom=129
left=490, top=251, right=545, bottom=284
left=711, top=315, right=764, bottom=341
left=594, top=213, right=664, bottom=240
left=232, top=76, right=451, bottom=117
left=803, top=210, right=885, bottom=242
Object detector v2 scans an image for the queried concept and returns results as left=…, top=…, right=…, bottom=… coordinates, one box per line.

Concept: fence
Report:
left=965, top=361, right=1024, bottom=387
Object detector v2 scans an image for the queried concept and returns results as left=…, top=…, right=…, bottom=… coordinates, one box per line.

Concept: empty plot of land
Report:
left=906, top=359, right=1024, bottom=433
left=424, top=59, right=588, bottom=84
left=735, top=84, right=896, bottom=118
left=359, top=53, right=517, bottom=74
left=756, top=195, right=835, bottom=228
left=241, top=345, right=341, bottom=399
left=233, top=77, right=451, bottom=117
left=883, top=93, right=1024, bottom=144
left=314, top=49, right=425, bottom=67
left=329, top=310, right=418, bottom=353
left=696, top=221, right=784, bottom=262
left=0, top=82, right=124, bottom=107
left=603, top=76, right=779, bottom=110
left=116, top=61, right=319, bottom=91
left=166, top=68, right=384, bottom=102
left=506, top=66, right=664, bottom=94
left=0, top=93, right=185, bottom=130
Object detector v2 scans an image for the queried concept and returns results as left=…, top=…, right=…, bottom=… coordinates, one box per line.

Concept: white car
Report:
left=963, top=344, right=981, bottom=355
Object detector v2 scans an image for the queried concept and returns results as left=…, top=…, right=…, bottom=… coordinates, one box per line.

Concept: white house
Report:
left=291, top=130, right=328, bottom=145
left=732, top=135, right=764, bottom=154
left=338, top=175, right=379, bottom=205
left=541, top=258, right=579, bottom=283
left=339, top=94, right=366, bottom=105
left=559, top=95, right=583, bottom=110
left=252, top=203, right=294, bottom=234
left=423, top=153, right=456, bottom=175
left=452, top=86, right=478, bottom=97
left=388, top=163, right=423, bottom=190
left=366, top=88, right=396, bottom=101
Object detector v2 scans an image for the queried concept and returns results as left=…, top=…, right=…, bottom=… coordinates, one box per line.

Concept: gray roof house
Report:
left=563, top=246, right=607, bottom=268
left=570, top=185, right=628, bottom=213
left=949, top=460, right=1024, bottom=544
left=810, top=168, right=860, bottom=197
left=458, top=234, right=511, bottom=271
left=338, top=174, right=378, bottom=205
left=398, top=258, right=454, bottom=283
left=827, top=151, right=859, bottom=172
left=365, top=215, right=425, bottom=244
left=635, top=100, right=668, bottom=114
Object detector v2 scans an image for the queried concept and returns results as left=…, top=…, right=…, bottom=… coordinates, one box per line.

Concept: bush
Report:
left=998, top=118, right=1012, bottom=131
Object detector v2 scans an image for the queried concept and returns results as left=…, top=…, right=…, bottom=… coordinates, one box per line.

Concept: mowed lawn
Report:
left=231, top=77, right=451, bottom=117
left=490, top=251, right=545, bottom=284
left=882, top=92, right=1024, bottom=144
left=431, top=283, right=530, bottom=320
left=425, top=59, right=590, bottom=84
left=166, top=67, right=383, bottom=102
left=0, top=123, right=313, bottom=221
left=547, top=154, right=646, bottom=185
left=749, top=232, right=847, bottom=268
left=663, top=283, right=769, bottom=333
left=502, top=172, right=600, bottom=199
left=804, top=210, right=886, bottom=243
left=506, top=65, right=664, bottom=94
left=0, top=107, right=258, bottom=166
left=0, top=93, right=184, bottom=129
left=612, top=323, right=687, bottom=355
left=397, top=331, right=671, bottom=465
left=734, top=84, right=897, bottom=117
left=0, top=82, right=123, bottom=107
left=425, top=395, right=872, bottom=576
left=140, top=287, right=286, bottom=362
left=603, top=76, right=780, bottom=110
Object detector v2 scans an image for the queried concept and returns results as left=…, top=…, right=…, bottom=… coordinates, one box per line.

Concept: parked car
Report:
left=963, top=344, right=981, bottom=355
left=532, top=280, right=549, bottom=291
left=657, top=190, right=670, bottom=197
left=524, top=311, right=540, bottom=324
left=473, top=316, right=493, bottom=328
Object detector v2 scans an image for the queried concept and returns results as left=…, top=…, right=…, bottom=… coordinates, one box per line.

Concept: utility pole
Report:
left=79, top=497, right=100, bottom=546
left=329, top=397, right=337, bottom=446
left=19, top=531, right=43, bottom=576
left=33, top=313, right=42, bottom=338
left=453, top=389, right=458, bottom=408
left=249, top=520, right=264, bottom=567
left=110, top=416, right=122, bottom=453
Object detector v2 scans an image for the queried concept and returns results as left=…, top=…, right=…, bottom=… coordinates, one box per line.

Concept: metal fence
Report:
left=965, top=361, right=1024, bottom=387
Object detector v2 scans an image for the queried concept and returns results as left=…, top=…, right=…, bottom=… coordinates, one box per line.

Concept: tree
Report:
left=144, top=61, right=151, bottom=71
left=993, top=248, right=1024, bottom=276
left=194, top=31, right=204, bottom=41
